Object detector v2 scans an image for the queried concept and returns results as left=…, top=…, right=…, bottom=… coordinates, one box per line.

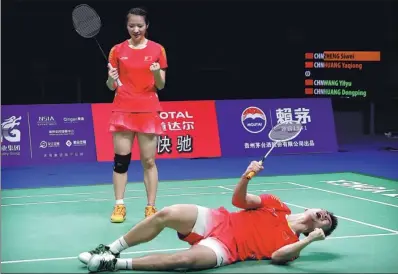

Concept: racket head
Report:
left=72, top=4, right=102, bottom=38
left=268, top=120, right=303, bottom=142
left=246, top=120, right=303, bottom=180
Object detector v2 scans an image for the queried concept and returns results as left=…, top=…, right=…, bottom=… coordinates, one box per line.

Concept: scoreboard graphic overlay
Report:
left=304, top=51, right=381, bottom=99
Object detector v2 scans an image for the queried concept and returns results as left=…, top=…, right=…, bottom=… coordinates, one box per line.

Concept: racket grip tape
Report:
left=245, top=160, right=263, bottom=180
left=246, top=171, right=256, bottom=180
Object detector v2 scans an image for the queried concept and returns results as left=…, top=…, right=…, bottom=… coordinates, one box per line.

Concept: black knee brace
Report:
left=113, top=153, right=132, bottom=174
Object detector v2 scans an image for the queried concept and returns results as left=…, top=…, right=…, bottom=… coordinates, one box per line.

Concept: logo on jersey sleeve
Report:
left=270, top=194, right=285, bottom=208
left=241, top=106, right=267, bottom=133
left=269, top=194, right=281, bottom=203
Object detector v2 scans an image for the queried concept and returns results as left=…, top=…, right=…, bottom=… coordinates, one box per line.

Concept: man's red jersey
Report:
left=208, top=194, right=300, bottom=262
left=108, top=39, right=168, bottom=113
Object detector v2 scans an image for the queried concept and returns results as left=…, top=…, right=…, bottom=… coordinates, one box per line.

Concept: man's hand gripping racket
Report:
left=246, top=120, right=303, bottom=180
left=72, top=4, right=123, bottom=87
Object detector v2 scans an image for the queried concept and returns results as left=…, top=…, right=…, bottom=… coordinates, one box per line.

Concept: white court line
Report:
left=219, top=186, right=398, bottom=234
left=1, top=187, right=306, bottom=207
left=327, top=232, right=398, bottom=240
left=284, top=202, right=398, bottom=234
left=1, top=190, right=143, bottom=199
left=2, top=182, right=290, bottom=200
left=1, top=248, right=188, bottom=264
left=2, top=233, right=398, bottom=265
left=288, top=182, right=398, bottom=208
left=218, top=186, right=236, bottom=191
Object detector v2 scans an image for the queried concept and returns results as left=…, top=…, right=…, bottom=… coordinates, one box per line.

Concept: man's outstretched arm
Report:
left=232, top=161, right=264, bottom=209
left=271, top=228, right=326, bottom=264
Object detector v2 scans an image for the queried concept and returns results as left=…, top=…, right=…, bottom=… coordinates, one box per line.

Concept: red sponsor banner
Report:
left=91, top=101, right=221, bottom=161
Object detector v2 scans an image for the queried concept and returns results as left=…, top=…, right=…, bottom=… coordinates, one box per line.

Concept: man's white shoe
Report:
left=77, top=244, right=119, bottom=265
left=87, top=254, right=117, bottom=272
left=78, top=251, right=92, bottom=264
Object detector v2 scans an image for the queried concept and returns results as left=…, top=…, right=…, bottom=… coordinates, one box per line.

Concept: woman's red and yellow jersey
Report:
left=108, top=39, right=168, bottom=112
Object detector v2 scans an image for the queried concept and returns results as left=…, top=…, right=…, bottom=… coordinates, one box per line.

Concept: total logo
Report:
left=241, top=106, right=267, bottom=133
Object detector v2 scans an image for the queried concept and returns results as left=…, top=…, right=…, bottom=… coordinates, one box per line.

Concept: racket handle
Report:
left=245, top=160, right=263, bottom=180
left=246, top=142, right=278, bottom=179
left=108, top=63, right=123, bottom=87
left=246, top=171, right=256, bottom=180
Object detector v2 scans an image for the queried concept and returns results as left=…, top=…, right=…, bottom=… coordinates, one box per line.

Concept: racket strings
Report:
left=269, top=122, right=302, bottom=142
left=72, top=4, right=123, bottom=85
left=72, top=6, right=101, bottom=38
left=246, top=121, right=303, bottom=179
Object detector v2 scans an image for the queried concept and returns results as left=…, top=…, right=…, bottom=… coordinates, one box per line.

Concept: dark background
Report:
left=2, top=0, right=398, bottom=133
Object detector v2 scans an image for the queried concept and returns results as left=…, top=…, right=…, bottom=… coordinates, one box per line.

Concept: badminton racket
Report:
left=246, top=120, right=303, bottom=179
left=72, top=4, right=123, bottom=86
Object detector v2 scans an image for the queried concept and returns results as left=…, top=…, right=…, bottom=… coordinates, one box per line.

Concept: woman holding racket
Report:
left=106, top=7, right=167, bottom=222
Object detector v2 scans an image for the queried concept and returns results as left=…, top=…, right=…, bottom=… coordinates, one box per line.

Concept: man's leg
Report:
left=136, top=133, right=159, bottom=218
left=86, top=206, right=231, bottom=272
left=79, top=204, right=199, bottom=264
left=130, top=245, right=217, bottom=270
left=88, top=244, right=218, bottom=272
left=117, top=204, right=199, bottom=247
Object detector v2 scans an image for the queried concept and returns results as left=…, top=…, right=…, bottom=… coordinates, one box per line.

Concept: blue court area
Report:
left=2, top=144, right=397, bottom=190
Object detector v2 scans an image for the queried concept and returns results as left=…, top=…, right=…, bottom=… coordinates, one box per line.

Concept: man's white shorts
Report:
left=179, top=205, right=232, bottom=267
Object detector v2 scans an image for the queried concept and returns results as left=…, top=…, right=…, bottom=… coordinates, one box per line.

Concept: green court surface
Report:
left=2, top=172, right=398, bottom=273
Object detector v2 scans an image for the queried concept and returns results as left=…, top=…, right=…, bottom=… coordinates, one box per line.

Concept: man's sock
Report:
left=115, top=258, right=133, bottom=270
left=108, top=236, right=129, bottom=254
left=115, top=199, right=124, bottom=205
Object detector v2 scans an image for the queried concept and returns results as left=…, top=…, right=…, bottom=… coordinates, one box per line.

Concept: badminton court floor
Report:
left=2, top=172, right=398, bottom=273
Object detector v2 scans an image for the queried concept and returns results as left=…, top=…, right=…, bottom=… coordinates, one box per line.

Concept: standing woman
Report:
left=106, top=7, right=167, bottom=222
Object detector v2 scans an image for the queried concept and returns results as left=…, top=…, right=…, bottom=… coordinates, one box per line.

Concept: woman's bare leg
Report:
left=110, top=131, right=135, bottom=223
left=137, top=133, right=159, bottom=217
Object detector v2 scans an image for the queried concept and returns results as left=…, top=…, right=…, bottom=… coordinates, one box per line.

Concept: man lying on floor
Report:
left=78, top=161, right=338, bottom=272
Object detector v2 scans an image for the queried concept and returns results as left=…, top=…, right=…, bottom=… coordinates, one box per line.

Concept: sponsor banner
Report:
left=1, top=104, right=97, bottom=167
left=216, top=98, right=338, bottom=156
left=1, top=105, right=32, bottom=167
left=91, top=101, right=221, bottom=161
left=28, top=104, right=97, bottom=164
